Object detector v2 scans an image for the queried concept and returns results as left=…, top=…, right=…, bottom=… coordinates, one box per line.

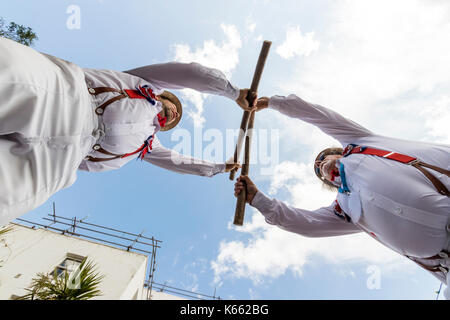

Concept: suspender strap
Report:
left=84, top=155, right=122, bottom=162
left=88, top=85, right=158, bottom=115
left=416, top=161, right=450, bottom=177
left=92, top=145, right=118, bottom=156
left=88, top=87, right=123, bottom=95
left=86, top=86, right=158, bottom=163
left=406, top=254, right=449, bottom=277
left=85, top=137, right=154, bottom=163
left=85, top=145, right=148, bottom=163
left=414, top=250, right=450, bottom=260
left=95, top=94, right=127, bottom=115
left=343, top=144, right=450, bottom=196
left=88, top=86, right=128, bottom=115
left=411, top=162, right=450, bottom=196
left=84, top=144, right=124, bottom=162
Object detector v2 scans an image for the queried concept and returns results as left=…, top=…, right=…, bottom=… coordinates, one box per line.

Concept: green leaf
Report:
left=17, top=257, right=104, bottom=300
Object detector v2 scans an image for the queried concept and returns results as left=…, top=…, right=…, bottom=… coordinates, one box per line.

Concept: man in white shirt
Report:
left=0, top=37, right=250, bottom=226
left=234, top=94, right=450, bottom=299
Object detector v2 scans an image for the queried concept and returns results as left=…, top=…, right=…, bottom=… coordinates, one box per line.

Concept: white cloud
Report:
left=212, top=161, right=409, bottom=285
left=213, top=219, right=408, bottom=283
left=421, top=95, right=450, bottom=144
left=267, top=162, right=330, bottom=208
left=246, top=16, right=256, bottom=33
left=248, top=288, right=258, bottom=300
left=173, top=24, right=242, bottom=127
left=276, top=26, right=320, bottom=59
left=276, top=0, right=450, bottom=138
left=181, top=259, right=208, bottom=294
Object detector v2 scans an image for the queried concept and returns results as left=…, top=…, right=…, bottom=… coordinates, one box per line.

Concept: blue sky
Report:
left=2, top=0, right=449, bottom=299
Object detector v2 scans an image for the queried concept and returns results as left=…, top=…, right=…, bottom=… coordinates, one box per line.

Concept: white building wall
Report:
left=120, top=256, right=147, bottom=300
left=0, top=224, right=147, bottom=300
left=146, top=289, right=187, bottom=300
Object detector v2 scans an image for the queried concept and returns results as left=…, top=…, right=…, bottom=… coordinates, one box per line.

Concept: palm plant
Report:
left=18, top=257, right=104, bottom=300
left=0, top=225, right=14, bottom=267
left=0, top=225, right=13, bottom=238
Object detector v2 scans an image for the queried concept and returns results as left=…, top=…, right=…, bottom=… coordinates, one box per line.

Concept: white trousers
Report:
left=0, top=38, right=96, bottom=226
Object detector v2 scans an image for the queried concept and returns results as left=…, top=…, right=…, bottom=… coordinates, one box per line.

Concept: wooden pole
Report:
left=229, top=113, right=250, bottom=181
left=229, top=41, right=272, bottom=181
left=232, top=40, right=272, bottom=226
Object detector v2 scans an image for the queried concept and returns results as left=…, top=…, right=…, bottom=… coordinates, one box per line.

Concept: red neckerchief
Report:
left=330, top=169, right=340, bottom=182
left=157, top=113, right=167, bottom=128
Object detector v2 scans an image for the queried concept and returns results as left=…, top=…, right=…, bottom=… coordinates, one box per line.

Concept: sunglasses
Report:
left=314, top=152, right=326, bottom=178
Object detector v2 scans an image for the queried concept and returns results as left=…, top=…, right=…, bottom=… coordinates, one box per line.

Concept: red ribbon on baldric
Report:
left=333, top=200, right=351, bottom=222
left=343, top=144, right=416, bottom=164
left=120, top=135, right=154, bottom=160
left=123, top=85, right=157, bottom=105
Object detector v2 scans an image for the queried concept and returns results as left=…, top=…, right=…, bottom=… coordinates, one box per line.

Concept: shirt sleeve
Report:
left=269, top=94, right=373, bottom=145
left=123, top=62, right=240, bottom=100
left=250, top=190, right=361, bottom=237
left=143, top=136, right=226, bottom=177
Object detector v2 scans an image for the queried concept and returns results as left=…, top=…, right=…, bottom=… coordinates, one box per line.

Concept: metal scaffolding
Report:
left=14, top=202, right=220, bottom=300
left=145, top=280, right=221, bottom=300
left=15, top=206, right=162, bottom=300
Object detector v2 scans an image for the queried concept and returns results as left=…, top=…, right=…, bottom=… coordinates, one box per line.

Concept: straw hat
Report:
left=159, top=91, right=183, bottom=131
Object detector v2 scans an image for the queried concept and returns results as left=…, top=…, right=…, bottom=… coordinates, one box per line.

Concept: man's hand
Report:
left=225, top=162, right=241, bottom=172
left=234, top=175, right=258, bottom=204
left=236, top=89, right=257, bottom=111
left=255, top=97, right=269, bottom=111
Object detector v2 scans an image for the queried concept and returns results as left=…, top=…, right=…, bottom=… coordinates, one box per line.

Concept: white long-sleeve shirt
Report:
left=251, top=94, right=450, bottom=283
left=78, top=62, right=238, bottom=176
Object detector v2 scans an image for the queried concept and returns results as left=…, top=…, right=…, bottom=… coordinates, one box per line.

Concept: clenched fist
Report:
left=235, top=89, right=257, bottom=111
left=234, top=175, right=259, bottom=205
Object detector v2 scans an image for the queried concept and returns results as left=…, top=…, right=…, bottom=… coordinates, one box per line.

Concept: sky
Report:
left=1, top=0, right=449, bottom=299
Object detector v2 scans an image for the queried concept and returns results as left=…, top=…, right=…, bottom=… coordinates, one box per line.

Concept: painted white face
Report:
left=159, top=98, right=180, bottom=126
left=319, top=155, right=343, bottom=183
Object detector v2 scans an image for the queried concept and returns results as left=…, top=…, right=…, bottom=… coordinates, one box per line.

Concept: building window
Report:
left=54, top=253, right=85, bottom=278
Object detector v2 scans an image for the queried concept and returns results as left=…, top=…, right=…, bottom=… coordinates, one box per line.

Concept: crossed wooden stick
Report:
left=230, top=40, right=272, bottom=226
